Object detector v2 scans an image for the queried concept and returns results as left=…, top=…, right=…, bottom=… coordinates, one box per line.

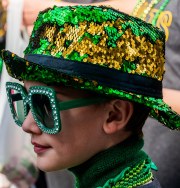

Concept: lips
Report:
left=32, top=142, right=51, bottom=154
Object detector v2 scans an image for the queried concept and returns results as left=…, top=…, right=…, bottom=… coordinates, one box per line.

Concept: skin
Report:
left=163, top=88, right=180, bottom=114
left=22, top=81, right=133, bottom=172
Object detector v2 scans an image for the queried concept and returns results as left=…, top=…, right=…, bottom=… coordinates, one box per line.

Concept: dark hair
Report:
left=83, top=91, right=150, bottom=138
left=125, top=102, right=151, bottom=138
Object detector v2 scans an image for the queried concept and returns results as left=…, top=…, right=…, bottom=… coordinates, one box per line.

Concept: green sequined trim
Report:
left=97, top=159, right=155, bottom=188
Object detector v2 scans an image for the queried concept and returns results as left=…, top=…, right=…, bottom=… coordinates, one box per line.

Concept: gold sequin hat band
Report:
left=1, top=5, right=180, bottom=130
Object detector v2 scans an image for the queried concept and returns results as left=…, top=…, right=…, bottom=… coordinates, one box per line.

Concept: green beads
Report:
left=100, top=159, right=154, bottom=188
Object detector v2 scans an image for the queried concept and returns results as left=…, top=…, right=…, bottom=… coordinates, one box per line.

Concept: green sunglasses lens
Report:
left=31, top=94, right=54, bottom=129
left=9, top=88, right=26, bottom=125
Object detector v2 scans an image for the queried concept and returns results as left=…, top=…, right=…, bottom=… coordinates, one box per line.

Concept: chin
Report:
left=36, top=156, right=57, bottom=172
left=36, top=157, right=71, bottom=172
left=37, top=161, right=60, bottom=172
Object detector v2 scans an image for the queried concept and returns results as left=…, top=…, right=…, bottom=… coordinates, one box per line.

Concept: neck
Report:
left=69, top=136, right=153, bottom=188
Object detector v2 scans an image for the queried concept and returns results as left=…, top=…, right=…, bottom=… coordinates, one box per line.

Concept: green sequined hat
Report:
left=1, top=5, right=180, bottom=130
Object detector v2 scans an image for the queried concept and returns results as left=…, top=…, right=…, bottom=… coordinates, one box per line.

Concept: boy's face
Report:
left=22, top=81, right=109, bottom=171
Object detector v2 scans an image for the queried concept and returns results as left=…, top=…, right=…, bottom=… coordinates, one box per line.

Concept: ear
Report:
left=103, top=100, right=133, bottom=134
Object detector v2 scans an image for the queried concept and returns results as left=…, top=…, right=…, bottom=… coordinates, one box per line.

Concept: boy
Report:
left=2, top=5, right=180, bottom=188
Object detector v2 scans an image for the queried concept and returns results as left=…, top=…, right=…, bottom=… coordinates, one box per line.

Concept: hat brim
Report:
left=2, top=50, right=180, bottom=130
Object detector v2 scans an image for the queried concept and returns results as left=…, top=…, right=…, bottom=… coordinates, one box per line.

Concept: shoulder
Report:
left=137, top=178, right=161, bottom=188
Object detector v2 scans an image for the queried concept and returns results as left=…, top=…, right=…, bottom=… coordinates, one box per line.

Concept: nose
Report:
left=22, top=111, right=42, bottom=135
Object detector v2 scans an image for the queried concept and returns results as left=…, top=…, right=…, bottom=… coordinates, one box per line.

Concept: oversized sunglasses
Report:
left=6, top=82, right=107, bottom=134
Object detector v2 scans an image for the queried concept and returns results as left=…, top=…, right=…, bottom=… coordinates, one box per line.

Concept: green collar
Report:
left=69, top=136, right=150, bottom=188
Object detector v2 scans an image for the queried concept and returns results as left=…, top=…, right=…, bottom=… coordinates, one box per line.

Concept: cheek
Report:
left=56, top=107, right=106, bottom=158
left=60, top=106, right=103, bottom=134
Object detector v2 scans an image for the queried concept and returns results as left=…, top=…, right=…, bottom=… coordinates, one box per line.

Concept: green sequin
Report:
left=24, top=6, right=165, bottom=81
left=97, top=159, right=154, bottom=188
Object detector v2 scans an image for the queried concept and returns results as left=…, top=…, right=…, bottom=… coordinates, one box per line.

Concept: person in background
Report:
left=22, top=0, right=137, bottom=35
